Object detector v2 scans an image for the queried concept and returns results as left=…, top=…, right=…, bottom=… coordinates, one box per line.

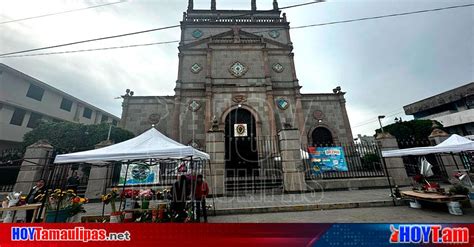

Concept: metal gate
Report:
left=225, top=136, right=282, bottom=194
left=397, top=139, right=448, bottom=181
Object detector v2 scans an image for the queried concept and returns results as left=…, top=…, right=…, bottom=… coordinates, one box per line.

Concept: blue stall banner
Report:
left=307, top=146, right=348, bottom=175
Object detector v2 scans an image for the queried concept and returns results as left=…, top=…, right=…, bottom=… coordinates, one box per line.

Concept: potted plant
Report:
left=101, top=188, right=121, bottom=223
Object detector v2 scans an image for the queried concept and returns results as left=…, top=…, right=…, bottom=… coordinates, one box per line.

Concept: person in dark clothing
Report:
left=25, top=179, right=46, bottom=223
left=194, top=174, right=209, bottom=222
left=66, top=171, right=80, bottom=192
left=170, top=175, right=189, bottom=221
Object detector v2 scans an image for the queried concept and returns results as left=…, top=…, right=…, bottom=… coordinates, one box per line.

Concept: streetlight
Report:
left=378, top=115, right=385, bottom=133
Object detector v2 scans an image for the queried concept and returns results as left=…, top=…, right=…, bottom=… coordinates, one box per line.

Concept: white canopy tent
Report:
left=382, top=134, right=474, bottom=158
left=54, top=128, right=210, bottom=164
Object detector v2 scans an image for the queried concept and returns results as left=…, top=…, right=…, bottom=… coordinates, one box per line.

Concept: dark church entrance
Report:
left=224, top=108, right=259, bottom=177
left=311, top=127, right=333, bottom=146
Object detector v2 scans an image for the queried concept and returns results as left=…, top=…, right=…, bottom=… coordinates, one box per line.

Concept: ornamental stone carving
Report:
left=229, top=61, right=248, bottom=77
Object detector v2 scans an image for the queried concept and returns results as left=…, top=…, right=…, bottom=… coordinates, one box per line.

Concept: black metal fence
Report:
left=0, top=149, right=24, bottom=191
left=460, top=151, right=474, bottom=172
left=302, top=142, right=385, bottom=180
left=397, top=139, right=448, bottom=181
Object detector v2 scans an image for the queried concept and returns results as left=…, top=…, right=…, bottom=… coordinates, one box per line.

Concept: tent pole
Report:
left=102, top=163, right=110, bottom=217
left=118, top=161, right=130, bottom=211
left=208, top=159, right=216, bottom=216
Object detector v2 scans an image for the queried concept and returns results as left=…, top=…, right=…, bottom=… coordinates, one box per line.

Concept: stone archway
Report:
left=311, top=127, right=334, bottom=146
left=224, top=107, right=259, bottom=177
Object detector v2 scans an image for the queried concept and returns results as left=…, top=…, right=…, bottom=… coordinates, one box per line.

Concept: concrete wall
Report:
left=0, top=64, right=120, bottom=146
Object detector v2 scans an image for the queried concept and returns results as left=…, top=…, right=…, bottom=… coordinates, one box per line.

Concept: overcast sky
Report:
left=1, top=0, right=472, bottom=137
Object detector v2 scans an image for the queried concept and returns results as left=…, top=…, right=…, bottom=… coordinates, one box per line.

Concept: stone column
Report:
left=376, top=133, right=411, bottom=186
left=428, top=128, right=460, bottom=178
left=85, top=140, right=114, bottom=199
left=14, top=140, right=53, bottom=194
left=205, top=130, right=225, bottom=196
left=278, top=128, right=306, bottom=192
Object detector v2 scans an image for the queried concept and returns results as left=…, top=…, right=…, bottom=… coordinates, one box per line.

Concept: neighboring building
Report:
left=121, top=0, right=353, bottom=175
left=356, top=134, right=375, bottom=145
left=404, top=82, right=474, bottom=136
left=0, top=63, right=120, bottom=150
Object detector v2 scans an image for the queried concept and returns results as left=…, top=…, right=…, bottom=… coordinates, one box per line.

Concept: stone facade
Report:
left=120, top=2, right=353, bottom=148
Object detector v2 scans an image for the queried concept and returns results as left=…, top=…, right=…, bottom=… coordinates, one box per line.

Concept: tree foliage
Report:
left=375, top=119, right=443, bottom=141
left=22, top=122, right=134, bottom=153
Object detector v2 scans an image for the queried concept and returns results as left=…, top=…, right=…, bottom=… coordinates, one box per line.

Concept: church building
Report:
left=120, top=0, right=354, bottom=193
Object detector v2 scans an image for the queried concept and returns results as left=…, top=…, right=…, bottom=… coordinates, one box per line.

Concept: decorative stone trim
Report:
left=313, top=110, right=324, bottom=120
left=188, top=100, right=201, bottom=112
left=268, top=30, right=280, bottom=38
left=190, top=63, right=202, bottom=74
left=229, top=61, right=248, bottom=77
left=272, top=63, right=284, bottom=73
left=148, top=113, right=161, bottom=124
left=192, top=29, right=203, bottom=39
left=276, top=98, right=289, bottom=110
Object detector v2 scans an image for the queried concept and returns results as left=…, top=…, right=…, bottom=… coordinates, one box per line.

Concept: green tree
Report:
left=375, top=119, right=443, bottom=141
left=22, top=122, right=134, bottom=153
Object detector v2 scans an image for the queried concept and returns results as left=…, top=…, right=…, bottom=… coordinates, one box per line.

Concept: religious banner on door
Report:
left=307, top=146, right=348, bottom=175
left=234, top=123, right=248, bottom=137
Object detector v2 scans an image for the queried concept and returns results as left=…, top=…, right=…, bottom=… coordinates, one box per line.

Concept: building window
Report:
left=26, top=84, right=45, bottom=101
left=60, top=98, right=73, bottom=111
left=83, top=107, right=92, bottom=119
left=101, top=115, right=109, bottom=123
left=10, top=108, right=26, bottom=126
left=112, top=119, right=118, bottom=126
left=27, top=112, right=43, bottom=128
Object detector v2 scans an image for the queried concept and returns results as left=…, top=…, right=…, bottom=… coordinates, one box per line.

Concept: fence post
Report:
left=85, top=140, right=114, bottom=200
left=376, top=133, right=411, bottom=186
left=278, top=128, right=306, bottom=192
left=428, top=128, right=459, bottom=178
left=205, top=130, right=225, bottom=196
left=13, top=140, right=53, bottom=193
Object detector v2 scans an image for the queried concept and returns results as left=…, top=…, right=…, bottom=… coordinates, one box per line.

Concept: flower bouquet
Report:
left=138, top=189, right=153, bottom=209
left=45, top=189, right=77, bottom=222
left=68, top=195, right=88, bottom=222
left=2, top=192, right=22, bottom=223
left=101, top=188, right=121, bottom=223
left=121, top=189, right=140, bottom=222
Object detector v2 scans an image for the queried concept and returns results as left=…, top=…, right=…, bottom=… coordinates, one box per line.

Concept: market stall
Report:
left=382, top=134, right=473, bottom=215
left=52, top=127, right=211, bottom=223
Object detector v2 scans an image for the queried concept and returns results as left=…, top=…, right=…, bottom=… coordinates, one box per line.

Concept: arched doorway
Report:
left=311, top=127, right=333, bottom=146
left=224, top=108, right=259, bottom=177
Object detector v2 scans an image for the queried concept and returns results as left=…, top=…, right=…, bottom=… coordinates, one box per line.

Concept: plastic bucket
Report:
left=447, top=201, right=463, bottom=216
left=409, top=200, right=421, bottom=209
left=45, top=208, right=71, bottom=222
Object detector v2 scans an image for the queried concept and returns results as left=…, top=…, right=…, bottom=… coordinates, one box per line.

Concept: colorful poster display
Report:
left=119, top=163, right=159, bottom=185
left=307, top=146, right=348, bottom=175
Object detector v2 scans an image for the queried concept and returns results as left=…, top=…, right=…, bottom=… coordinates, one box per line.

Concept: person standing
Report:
left=25, top=179, right=46, bottom=223
left=194, top=174, right=209, bottom=222
left=170, top=175, right=189, bottom=222
left=66, top=171, right=80, bottom=193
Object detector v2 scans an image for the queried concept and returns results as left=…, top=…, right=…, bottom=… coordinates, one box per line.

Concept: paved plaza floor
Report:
left=84, top=187, right=399, bottom=216
left=208, top=206, right=474, bottom=223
